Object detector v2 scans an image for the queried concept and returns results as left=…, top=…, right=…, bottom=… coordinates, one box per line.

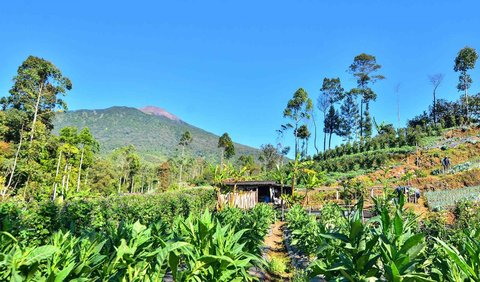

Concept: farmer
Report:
left=414, top=189, right=420, bottom=204
left=441, top=157, right=451, bottom=173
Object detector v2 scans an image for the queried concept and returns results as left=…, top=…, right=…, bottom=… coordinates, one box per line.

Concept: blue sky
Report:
left=1, top=0, right=480, bottom=156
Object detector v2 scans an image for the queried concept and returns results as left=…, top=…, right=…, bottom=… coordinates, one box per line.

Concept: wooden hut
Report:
left=219, top=181, right=292, bottom=209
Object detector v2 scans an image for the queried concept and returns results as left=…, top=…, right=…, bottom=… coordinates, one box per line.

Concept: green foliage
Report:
left=282, top=88, right=313, bottom=158
left=218, top=132, right=235, bottom=160
left=424, top=185, right=480, bottom=211
left=0, top=208, right=267, bottom=281
left=285, top=204, right=322, bottom=255
left=53, top=107, right=260, bottom=163
left=0, top=187, right=216, bottom=241
left=216, top=203, right=275, bottom=255
left=267, top=256, right=288, bottom=276
left=4, top=56, right=72, bottom=138
left=307, top=197, right=430, bottom=281
left=315, top=146, right=414, bottom=173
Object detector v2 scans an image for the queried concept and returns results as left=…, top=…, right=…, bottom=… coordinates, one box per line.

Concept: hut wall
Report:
left=219, top=190, right=257, bottom=209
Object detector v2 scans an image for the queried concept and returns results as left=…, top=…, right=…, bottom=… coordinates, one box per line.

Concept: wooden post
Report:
left=336, top=190, right=340, bottom=200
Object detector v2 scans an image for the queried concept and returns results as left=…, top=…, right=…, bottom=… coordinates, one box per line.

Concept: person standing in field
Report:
left=441, top=157, right=451, bottom=174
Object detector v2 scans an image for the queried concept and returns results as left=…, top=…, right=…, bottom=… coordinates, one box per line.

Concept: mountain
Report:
left=139, top=106, right=181, bottom=121
left=53, top=106, right=261, bottom=162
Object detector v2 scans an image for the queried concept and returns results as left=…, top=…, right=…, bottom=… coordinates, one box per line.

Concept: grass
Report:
left=267, top=256, right=289, bottom=276
left=419, top=135, right=443, bottom=147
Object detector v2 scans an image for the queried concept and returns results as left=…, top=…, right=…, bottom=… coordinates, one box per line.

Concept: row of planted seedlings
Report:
left=0, top=202, right=275, bottom=281
left=285, top=194, right=480, bottom=281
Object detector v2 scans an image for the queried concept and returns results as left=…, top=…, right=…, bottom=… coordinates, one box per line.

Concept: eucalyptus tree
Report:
left=218, top=133, right=235, bottom=165
left=454, top=46, right=478, bottom=124
left=5, top=56, right=72, bottom=145
left=429, top=73, right=444, bottom=125
left=126, top=147, right=141, bottom=193
left=319, top=78, right=344, bottom=152
left=76, top=127, right=99, bottom=192
left=1, top=109, right=28, bottom=193
left=282, top=88, right=313, bottom=158
left=348, top=53, right=385, bottom=141
left=296, top=124, right=311, bottom=158
left=56, top=127, right=80, bottom=199
left=178, top=130, right=193, bottom=183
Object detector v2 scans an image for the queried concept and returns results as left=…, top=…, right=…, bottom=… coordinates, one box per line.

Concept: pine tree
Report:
left=339, top=94, right=359, bottom=142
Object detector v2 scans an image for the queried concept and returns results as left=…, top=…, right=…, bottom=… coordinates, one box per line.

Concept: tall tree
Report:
left=429, top=74, right=444, bottom=125
left=76, top=127, right=99, bottom=192
left=218, top=133, right=235, bottom=165
left=296, top=124, right=311, bottom=158
left=348, top=53, right=385, bottom=141
left=324, top=105, right=340, bottom=150
left=339, top=94, right=359, bottom=142
left=258, top=144, right=281, bottom=172
left=6, top=56, right=72, bottom=145
left=319, top=78, right=344, bottom=152
left=178, top=130, right=193, bottom=183
left=454, top=47, right=478, bottom=124
left=282, top=88, right=313, bottom=158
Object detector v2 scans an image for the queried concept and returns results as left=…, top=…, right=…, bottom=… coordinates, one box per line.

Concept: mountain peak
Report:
left=139, top=106, right=181, bottom=121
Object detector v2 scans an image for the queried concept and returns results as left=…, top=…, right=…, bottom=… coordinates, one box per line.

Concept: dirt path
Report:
left=262, top=221, right=293, bottom=281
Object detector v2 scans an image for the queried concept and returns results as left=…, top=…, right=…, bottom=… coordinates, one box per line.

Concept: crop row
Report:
left=424, top=185, right=480, bottom=211
left=285, top=196, right=480, bottom=281
left=0, top=204, right=275, bottom=281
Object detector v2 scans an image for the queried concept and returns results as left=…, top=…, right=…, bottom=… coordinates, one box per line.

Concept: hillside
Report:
left=53, top=106, right=261, bottom=162
left=319, top=125, right=480, bottom=191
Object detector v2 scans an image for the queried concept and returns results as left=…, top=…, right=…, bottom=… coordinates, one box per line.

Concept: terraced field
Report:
left=424, top=185, right=480, bottom=210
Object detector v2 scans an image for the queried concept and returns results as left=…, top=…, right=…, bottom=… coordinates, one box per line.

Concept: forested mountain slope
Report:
left=53, top=106, right=260, bottom=162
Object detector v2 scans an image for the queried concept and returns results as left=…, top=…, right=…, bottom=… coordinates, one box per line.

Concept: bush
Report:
left=0, top=187, right=217, bottom=241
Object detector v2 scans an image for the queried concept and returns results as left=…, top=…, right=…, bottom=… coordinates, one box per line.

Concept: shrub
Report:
left=0, top=187, right=217, bottom=241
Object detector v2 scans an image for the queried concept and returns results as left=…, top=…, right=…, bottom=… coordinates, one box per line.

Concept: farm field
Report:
left=424, top=185, right=480, bottom=210
left=0, top=190, right=275, bottom=281
left=3, top=1, right=480, bottom=281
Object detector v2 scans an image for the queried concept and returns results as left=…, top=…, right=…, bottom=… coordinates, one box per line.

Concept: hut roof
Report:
left=222, top=180, right=290, bottom=189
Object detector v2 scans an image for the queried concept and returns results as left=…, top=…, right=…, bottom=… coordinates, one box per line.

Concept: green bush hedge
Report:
left=0, top=187, right=216, bottom=244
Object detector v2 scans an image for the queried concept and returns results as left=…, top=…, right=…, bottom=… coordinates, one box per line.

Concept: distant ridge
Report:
left=53, top=106, right=260, bottom=162
left=139, top=106, right=181, bottom=122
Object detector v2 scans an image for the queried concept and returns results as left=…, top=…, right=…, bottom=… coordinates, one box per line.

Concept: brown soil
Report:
left=263, top=221, right=293, bottom=281
left=404, top=197, right=429, bottom=218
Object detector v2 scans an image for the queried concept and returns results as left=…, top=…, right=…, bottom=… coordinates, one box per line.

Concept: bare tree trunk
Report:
left=61, top=162, right=68, bottom=199
left=433, top=86, right=437, bottom=125
left=465, top=86, right=469, bottom=125
left=65, top=165, right=71, bottom=198
left=179, top=145, right=184, bottom=183
left=328, top=130, right=333, bottom=150
left=294, top=123, right=299, bottom=158
left=76, top=146, right=85, bottom=192
left=29, top=83, right=44, bottom=144
left=52, top=150, right=62, bottom=200
left=359, top=100, right=364, bottom=143
left=323, top=112, right=327, bottom=154
left=312, top=113, right=319, bottom=155
left=5, top=130, right=24, bottom=194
